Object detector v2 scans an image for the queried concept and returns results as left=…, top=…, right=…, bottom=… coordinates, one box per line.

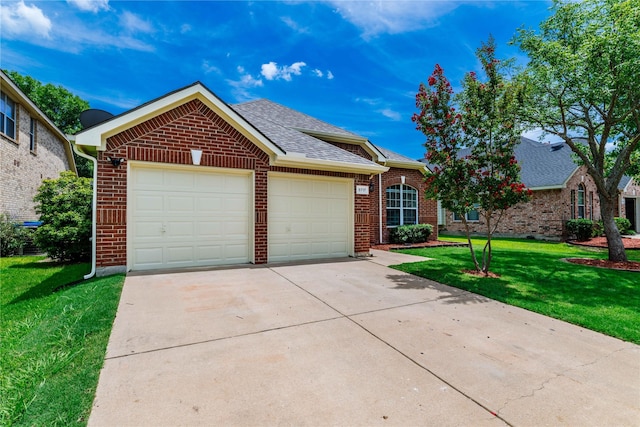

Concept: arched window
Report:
left=386, top=184, right=418, bottom=226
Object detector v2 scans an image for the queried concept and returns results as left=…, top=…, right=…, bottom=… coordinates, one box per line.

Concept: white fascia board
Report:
left=384, top=159, right=428, bottom=171
left=273, top=155, right=389, bottom=175
left=529, top=185, right=564, bottom=191
left=74, top=84, right=284, bottom=160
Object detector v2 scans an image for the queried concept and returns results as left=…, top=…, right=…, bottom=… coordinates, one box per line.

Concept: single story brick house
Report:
left=435, top=137, right=639, bottom=239
left=74, top=82, right=435, bottom=275
left=1, top=70, right=77, bottom=222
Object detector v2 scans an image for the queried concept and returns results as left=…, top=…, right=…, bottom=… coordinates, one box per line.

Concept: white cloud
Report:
left=67, top=0, right=109, bottom=13
left=0, top=1, right=52, bottom=39
left=379, top=108, right=402, bottom=121
left=312, top=69, right=323, bottom=78
left=120, top=11, right=153, bottom=34
left=325, top=0, right=458, bottom=38
left=226, top=66, right=264, bottom=102
left=327, top=70, right=334, bottom=80
left=281, top=16, right=309, bottom=34
left=201, top=60, right=221, bottom=75
left=260, top=61, right=307, bottom=81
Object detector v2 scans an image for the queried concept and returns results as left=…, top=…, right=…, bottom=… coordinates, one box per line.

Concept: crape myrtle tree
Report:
left=513, top=0, right=640, bottom=262
left=413, top=39, right=531, bottom=275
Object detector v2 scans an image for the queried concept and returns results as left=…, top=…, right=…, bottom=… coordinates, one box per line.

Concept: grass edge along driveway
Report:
left=0, top=256, right=124, bottom=427
left=394, top=236, right=640, bottom=345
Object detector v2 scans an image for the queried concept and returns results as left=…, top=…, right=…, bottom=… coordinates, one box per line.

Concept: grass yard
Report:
left=394, top=236, right=640, bottom=344
left=0, top=256, right=124, bottom=426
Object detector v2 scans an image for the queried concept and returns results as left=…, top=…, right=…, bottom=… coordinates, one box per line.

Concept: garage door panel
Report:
left=268, top=175, right=352, bottom=262
left=130, top=166, right=251, bottom=271
left=165, top=170, right=195, bottom=189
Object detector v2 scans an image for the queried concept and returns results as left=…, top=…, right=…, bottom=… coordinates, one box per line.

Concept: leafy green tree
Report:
left=513, top=0, right=640, bottom=262
left=413, top=39, right=531, bottom=274
left=4, top=70, right=93, bottom=177
left=33, top=171, right=92, bottom=262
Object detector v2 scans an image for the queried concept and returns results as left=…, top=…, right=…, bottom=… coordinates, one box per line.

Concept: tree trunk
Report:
left=600, top=195, right=627, bottom=262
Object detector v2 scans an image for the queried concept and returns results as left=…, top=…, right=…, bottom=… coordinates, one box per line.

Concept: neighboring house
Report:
left=0, top=70, right=77, bottom=222
left=74, top=82, right=436, bottom=275
left=435, top=137, right=604, bottom=240
left=619, top=175, right=640, bottom=233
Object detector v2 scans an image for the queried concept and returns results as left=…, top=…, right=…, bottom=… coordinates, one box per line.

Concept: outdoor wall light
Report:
left=369, top=181, right=375, bottom=192
left=106, top=156, right=125, bottom=167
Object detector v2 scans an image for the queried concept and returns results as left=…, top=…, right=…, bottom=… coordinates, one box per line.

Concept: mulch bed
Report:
left=371, top=240, right=468, bottom=251
left=565, top=258, right=640, bottom=272
left=566, top=236, right=640, bottom=271
left=568, top=236, right=640, bottom=250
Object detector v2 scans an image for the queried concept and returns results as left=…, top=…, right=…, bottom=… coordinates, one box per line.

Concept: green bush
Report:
left=0, top=214, right=31, bottom=256
left=566, top=218, right=594, bottom=241
left=389, top=224, right=433, bottom=244
left=614, top=217, right=632, bottom=233
left=33, top=171, right=92, bottom=262
left=592, top=220, right=604, bottom=237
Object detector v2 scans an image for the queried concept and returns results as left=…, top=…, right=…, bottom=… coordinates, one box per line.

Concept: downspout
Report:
left=71, top=139, right=97, bottom=280
left=378, top=173, right=383, bottom=243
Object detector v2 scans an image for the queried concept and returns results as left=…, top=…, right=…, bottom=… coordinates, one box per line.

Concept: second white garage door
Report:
left=268, top=173, right=352, bottom=262
left=129, top=164, right=252, bottom=271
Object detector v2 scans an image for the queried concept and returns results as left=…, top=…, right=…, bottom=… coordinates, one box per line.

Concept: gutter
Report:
left=379, top=173, right=383, bottom=243
left=70, top=137, right=97, bottom=280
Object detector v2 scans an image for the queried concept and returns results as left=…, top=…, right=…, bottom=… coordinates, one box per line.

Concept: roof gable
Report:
left=75, top=83, right=387, bottom=174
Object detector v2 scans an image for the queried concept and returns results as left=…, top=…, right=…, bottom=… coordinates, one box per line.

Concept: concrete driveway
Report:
left=89, top=251, right=640, bottom=426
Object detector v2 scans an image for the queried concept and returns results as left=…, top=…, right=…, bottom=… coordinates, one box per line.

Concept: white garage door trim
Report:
left=127, top=161, right=254, bottom=271
left=268, top=172, right=354, bottom=263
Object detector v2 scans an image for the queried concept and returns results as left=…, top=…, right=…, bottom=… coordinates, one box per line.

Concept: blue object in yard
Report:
left=23, top=221, right=42, bottom=228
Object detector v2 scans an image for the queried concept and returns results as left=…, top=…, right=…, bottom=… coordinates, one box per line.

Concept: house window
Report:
left=589, top=192, right=594, bottom=220
left=29, top=118, right=37, bottom=152
left=386, top=184, right=418, bottom=226
left=453, top=205, right=480, bottom=222
left=577, top=184, right=586, bottom=219
left=1, top=91, right=16, bottom=139
left=571, top=190, right=576, bottom=219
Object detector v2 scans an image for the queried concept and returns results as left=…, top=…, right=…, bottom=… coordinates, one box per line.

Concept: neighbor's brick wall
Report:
left=443, top=165, right=600, bottom=240
left=96, top=99, right=371, bottom=267
left=368, top=167, right=438, bottom=244
left=1, top=103, right=71, bottom=222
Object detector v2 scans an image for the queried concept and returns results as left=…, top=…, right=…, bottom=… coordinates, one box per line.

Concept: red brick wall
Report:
left=368, top=167, right=438, bottom=244
left=442, top=165, right=600, bottom=240
left=96, top=99, right=371, bottom=267
left=326, top=141, right=373, bottom=161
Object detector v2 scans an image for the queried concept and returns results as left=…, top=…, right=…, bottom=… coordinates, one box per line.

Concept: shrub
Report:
left=592, top=220, right=604, bottom=237
left=614, top=217, right=632, bottom=233
left=0, top=214, right=31, bottom=256
left=389, top=224, right=433, bottom=244
left=566, top=219, right=594, bottom=241
left=33, top=171, right=92, bottom=262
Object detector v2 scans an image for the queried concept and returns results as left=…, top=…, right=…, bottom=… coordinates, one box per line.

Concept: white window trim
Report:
left=386, top=184, right=418, bottom=227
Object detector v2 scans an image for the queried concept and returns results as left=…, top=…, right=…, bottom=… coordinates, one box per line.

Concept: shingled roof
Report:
left=232, top=99, right=379, bottom=166
left=421, top=137, right=582, bottom=190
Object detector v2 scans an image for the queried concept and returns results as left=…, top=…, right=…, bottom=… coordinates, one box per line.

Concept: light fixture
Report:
left=369, top=180, right=375, bottom=192
left=106, top=156, right=124, bottom=167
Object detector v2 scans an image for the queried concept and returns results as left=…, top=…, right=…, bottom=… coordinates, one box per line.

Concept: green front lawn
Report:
left=394, top=236, right=640, bottom=344
left=0, top=256, right=124, bottom=426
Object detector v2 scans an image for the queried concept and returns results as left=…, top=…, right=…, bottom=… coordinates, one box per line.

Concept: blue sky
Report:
left=1, top=0, right=554, bottom=159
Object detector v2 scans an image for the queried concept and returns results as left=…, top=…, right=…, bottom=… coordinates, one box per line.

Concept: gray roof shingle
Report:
left=233, top=99, right=380, bottom=166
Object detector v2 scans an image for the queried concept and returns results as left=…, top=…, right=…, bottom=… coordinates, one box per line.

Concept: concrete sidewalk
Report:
left=89, top=253, right=640, bottom=426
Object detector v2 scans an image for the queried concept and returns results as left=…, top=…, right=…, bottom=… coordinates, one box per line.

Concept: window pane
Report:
left=467, top=209, right=479, bottom=221
left=402, top=187, right=417, bottom=208
left=386, top=209, right=400, bottom=226
left=6, top=118, right=15, bottom=139
left=403, top=209, right=417, bottom=225
left=386, top=186, right=400, bottom=208
left=453, top=212, right=462, bottom=221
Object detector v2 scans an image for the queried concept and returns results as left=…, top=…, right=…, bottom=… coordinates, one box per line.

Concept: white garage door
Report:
left=268, top=173, right=352, bottom=262
left=129, top=164, right=252, bottom=271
